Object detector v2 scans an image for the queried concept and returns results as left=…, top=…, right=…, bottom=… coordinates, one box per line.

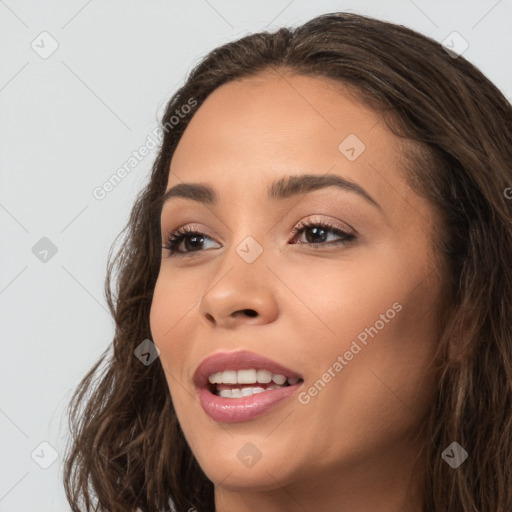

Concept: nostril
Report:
left=243, top=309, right=258, bottom=317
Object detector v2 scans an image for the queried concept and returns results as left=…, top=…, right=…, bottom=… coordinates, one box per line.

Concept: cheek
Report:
left=149, top=275, right=212, bottom=456
left=315, top=280, right=438, bottom=428
left=149, top=273, right=196, bottom=379
left=150, top=269, right=201, bottom=342
left=271, top=254, right=405, bottom=358
left=292, top=250, right=440, bottom=411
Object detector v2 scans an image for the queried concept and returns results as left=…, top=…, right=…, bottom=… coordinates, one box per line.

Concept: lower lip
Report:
left=198, top=384, right=301, bottom=423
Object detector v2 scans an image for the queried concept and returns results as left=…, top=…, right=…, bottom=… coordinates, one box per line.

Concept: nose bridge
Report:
left=218, top=210, right=271, bottom=274
left=197, top=227, right=278, bottom=326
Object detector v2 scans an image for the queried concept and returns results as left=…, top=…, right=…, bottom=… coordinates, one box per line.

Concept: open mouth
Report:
left=207, top=369, right=304, bottom=398
left=194, top=351, right=304, bottom=422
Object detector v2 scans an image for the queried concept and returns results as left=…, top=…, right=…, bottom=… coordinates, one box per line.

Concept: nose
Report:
left=198, top=259, right=279, bottom=329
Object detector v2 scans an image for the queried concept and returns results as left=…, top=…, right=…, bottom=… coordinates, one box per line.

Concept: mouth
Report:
left=194, top=350, right=304, bottom=422
left=207, top=369, right=303, bottom=398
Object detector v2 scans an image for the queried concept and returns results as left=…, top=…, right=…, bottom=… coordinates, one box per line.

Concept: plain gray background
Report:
left=1, top=1, right=511, bottom=510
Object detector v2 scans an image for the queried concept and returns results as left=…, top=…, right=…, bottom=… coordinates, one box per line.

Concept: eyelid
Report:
left=162, top=216, right=353, bottom=246
left=293, top=214, right=355, bottom=235
left=163, top=222, right=217, bottom=240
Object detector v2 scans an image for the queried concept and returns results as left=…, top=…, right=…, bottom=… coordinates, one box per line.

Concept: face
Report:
left=150, top=71, right=444, bottom=509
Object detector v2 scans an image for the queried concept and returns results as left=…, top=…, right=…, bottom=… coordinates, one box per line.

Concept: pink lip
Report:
left=193, top=350, right=303, bottom=423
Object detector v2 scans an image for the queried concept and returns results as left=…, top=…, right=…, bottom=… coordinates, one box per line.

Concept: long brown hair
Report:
left=63, top=12, right=512, bottom=512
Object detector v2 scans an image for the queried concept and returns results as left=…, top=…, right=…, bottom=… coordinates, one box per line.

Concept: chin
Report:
left=202, top=460, right=296, bottom=492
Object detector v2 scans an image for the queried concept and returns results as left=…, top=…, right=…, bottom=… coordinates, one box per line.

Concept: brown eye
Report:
left=290, top=220, right=356, bottom=247
left=163, top=227, right=220, bottom=256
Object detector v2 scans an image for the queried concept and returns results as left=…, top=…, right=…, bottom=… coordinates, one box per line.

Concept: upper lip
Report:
left=193, top=350, right=303, bottom=388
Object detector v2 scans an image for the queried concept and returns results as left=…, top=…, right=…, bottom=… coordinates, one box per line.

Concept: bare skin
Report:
left=149, top=70, right=445, bottom=512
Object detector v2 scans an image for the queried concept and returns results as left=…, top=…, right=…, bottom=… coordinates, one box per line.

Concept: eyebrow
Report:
left=159, top=174, right=381, bottom=211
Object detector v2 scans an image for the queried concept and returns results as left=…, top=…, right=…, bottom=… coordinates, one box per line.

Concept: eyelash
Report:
left=162, top=219, right=356, bottom=257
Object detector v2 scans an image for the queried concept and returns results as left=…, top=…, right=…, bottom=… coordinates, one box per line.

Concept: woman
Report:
left=63, top=12, right=512, bottom=512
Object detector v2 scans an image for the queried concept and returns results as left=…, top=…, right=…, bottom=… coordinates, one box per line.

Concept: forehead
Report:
left=167, top=72, right=414, bottom=212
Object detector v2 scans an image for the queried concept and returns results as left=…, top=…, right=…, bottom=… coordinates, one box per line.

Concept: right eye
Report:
left=162, top=226, right=221, bottom=256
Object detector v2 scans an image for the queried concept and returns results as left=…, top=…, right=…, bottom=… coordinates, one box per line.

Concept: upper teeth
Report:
left=208, top=369, right=300, bottom=386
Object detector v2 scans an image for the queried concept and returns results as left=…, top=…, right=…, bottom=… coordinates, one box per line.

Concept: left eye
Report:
left=162, top=221, right=356, bottom=257
left=290, top=221, right=356, bottom=246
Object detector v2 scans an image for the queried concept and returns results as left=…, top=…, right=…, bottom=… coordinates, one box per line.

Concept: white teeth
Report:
left=241, top=386, right=263, bottom=396
left=237, top=369, right=257, bottom=384
left=222, top=370, right=237, bottom=384
left=256, top=369, right=272, bottom=383
left=208, top=372, right=223, bottom=384
left=220, top=387, right=267, bottom=398
left=288, top=377, right=299, bottom=385
left=272, top=374, right=287, bottom=385
left=216, top=383, right=293, bottom=398
left=231, top=388, right=243, bottom=398
left=219, top=389, right=231, bottom=398
left=208, top=369, right=296, bottom=385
